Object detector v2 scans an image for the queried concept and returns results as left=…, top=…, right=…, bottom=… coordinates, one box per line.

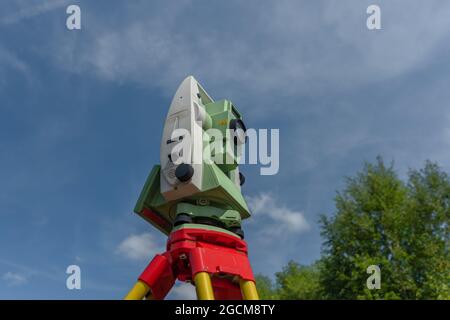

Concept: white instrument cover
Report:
left=160, top=76, right=211, bottom=201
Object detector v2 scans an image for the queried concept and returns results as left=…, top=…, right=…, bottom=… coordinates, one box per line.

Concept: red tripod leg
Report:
left=137, top=252, right=176, bottom=300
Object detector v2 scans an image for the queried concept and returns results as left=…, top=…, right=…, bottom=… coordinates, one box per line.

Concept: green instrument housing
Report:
left=134, top=98, right=250, bottom=236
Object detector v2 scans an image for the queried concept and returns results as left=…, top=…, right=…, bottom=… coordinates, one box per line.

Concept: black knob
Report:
left=229, top=119, right=247, bottom=145
left=175, top=163, right=194, bottom=182
left=239, top=172, right=245, bottom=186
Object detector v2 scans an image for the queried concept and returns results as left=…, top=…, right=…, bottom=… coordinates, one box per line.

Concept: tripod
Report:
left=124, top=223, right=259, bottom=300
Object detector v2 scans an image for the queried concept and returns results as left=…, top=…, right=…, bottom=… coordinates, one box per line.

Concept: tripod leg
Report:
left=194, top=272, right=215, bottom=300
left=125, top=280, right=151, bottom=300
left=239, top=279, right=259, bottom=300
left=124, top=253, right=175, bottom=300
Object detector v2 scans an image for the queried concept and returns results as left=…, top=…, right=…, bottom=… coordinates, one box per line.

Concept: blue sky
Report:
left=1, top=0, right=450, bottom=299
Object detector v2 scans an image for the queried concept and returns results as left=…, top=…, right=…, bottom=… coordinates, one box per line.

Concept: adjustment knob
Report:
left=239, top=172, right=245, bottom=186
left=175, top=163, right=194, bottom=182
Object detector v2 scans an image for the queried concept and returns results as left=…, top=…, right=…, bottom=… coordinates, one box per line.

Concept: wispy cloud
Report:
left=0, top=46, right=30, bottom=86
left=0, top=258, right=60, bottom=283
left=243, top=193, right=312, bottom=274
left=48, top=1, right=450, bottom=103
left=247, top=192, right=310, bottom=237
left=2, top=272, right=27, bottom=286
left=0, top=0, right=69, bottom=25
left=0, top=47, right=27, bottom=72
left=116, top=233, right=163, bottom=261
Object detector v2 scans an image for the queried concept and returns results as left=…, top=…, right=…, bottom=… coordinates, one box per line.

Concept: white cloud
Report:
left=0, top=46, right=30, bottom=86
left=2, top=272, right=27, bottom=286
left=0, top=0, right=69, bottom=25
left=116, top=233, right=162, bottom=261
left=170, top=282, right=196, bottom=300
left=0, top=47, right=27, bottom=73
left=47, top=1, right=450, bottom=106
left=247, top=193, right=310, bottom=237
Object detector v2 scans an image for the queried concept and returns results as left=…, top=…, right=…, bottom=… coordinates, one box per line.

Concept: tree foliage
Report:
left=256, top=261, right=322, bottom=299
left=255, top=158, right=449, bottom=299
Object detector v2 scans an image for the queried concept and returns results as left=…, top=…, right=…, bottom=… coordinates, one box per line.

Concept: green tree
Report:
left=275, top=261, right=323, bottom=299
left=254, top=158, right=449, bottom=299
left=255, top=261, right=323, bottom=299
left=320, top=158, right=449, bottom=299
left=255, top=275, right=279, bottom=299
left=406, top=162, right=450, bottom=298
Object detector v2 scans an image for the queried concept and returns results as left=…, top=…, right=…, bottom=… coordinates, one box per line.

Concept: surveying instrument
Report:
left=124, top=76, right=258, bottom=300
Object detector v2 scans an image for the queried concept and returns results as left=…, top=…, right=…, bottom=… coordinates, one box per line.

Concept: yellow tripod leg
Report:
left=194, top=272, right=215, bottom=300
left=124, top=280, right=151, bottom=300
left=240, top=279, right=259, bottom=300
